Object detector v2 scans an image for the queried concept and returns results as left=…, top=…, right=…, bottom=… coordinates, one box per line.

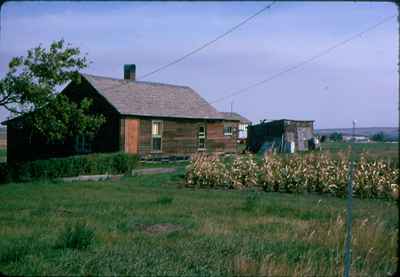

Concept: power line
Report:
left=92, top=12, right=395, bottom=118
left=138, top=2, right=276, bottom=80
left=206, top=14, right=396, bottom=107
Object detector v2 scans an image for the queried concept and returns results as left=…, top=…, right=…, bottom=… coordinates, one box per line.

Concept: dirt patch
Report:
left=141, top=223, right=183, bottom=235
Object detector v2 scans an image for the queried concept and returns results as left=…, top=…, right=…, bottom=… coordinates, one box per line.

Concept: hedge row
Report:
left=1, top=152, right=139, bottom=182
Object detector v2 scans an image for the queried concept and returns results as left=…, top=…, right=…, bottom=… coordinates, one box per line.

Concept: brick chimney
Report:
left=124, top=64, right=136, bottom=81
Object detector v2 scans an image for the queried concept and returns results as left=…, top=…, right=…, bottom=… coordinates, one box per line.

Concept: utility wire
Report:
left=206, top=14, right=396, bottom=107
left=138, top=2, right=276, bottom=80
left=94, top=12, right=395, bottom=118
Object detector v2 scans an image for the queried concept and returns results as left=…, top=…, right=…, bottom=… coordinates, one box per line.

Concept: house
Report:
left=3, top=64, right=239, bottom=163
left=219, top=112, right=251, bottom=143
left=247, top=119, right=315, bottom=153
left=342, top=135, right=370, bottom=143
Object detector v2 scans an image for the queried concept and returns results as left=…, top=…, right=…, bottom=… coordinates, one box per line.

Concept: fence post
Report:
left=343, top=120, right=356, bottom=277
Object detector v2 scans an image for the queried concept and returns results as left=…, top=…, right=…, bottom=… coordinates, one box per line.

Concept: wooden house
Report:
left=247, top=119, right=314, bottom=153
left=3, top=65, right=239, bottom=163
left=220, top=112, right=251, bottom=143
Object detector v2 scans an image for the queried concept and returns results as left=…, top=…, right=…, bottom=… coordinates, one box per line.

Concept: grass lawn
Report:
left=0, top=166, right=398, bottom=276
left=321, top=141, right=399, bottom=162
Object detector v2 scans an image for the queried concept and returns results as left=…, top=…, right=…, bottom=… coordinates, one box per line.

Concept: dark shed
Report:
left=247, top=119, right=314, bottom=153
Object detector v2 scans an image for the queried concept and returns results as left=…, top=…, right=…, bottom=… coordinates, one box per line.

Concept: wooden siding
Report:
left=284, top=121, right=314, bottom=151
left=247, top=120, right=314, bottom=153
left=207, top=121, right=237, bottom=153
left=5, top=76, right=238, bottom=163
left=6, top=78, right=121, bottom=163
left=137, top=117, right=237, bottom=156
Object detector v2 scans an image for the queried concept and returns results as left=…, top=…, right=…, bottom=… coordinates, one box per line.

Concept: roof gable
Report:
left=82, top=74, right=223, bottom=120
left=220, top=112, right=251, bottom=123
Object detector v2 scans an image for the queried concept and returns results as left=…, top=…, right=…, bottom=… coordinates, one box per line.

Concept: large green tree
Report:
left=0, top=39, right=105, bottom=141
left=371, top=132, right=386, bottom=142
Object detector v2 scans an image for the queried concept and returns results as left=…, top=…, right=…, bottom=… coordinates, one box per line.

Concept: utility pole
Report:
left=230, top=101, right=234, bottom=117
left=344, top=119, right=356, bottom=277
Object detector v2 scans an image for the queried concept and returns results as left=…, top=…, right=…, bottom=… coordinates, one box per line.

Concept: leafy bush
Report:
left=0, top=162, right=11, bottom=184
left=9, top=152, right=138, bottom=181
left=370, top=132, right=386, bottom=142
left=329, top=132, right=343, bottom=141
left=55, top=222, right=95, bottom=250
left=242, top=190, right=260, bottom=212
left=0, top=237, right=33, bottom=263
left=155, top=196, right=174, bottom=205
left=185, top=153, right=399, bottom=200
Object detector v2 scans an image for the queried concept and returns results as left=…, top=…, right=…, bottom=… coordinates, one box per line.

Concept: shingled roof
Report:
left=220, top=112, right=251, bottom=124
left=82, top=74, right=223, bottom=120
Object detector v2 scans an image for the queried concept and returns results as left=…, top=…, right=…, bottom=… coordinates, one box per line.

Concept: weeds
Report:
left=0, top=237, right=33, bottom=264
left=242, top=190, right=260, bottom=212
left=54, top=222, right=95, bottom=250
left=155, top=195, right=174, bottom=205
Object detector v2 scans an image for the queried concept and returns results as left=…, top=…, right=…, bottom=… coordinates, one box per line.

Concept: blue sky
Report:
left=0, top=1, right=398, bottom=128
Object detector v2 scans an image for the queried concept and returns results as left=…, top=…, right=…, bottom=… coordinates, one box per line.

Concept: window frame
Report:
left=75, top=134, right=91, bottom=154
left=151, top=120, right=163, bottom=152
left=198, top=125, right=206, bottom=151
left=239, top=123, right=248, bottom=132
left=224, top=126, right=233, bottom=136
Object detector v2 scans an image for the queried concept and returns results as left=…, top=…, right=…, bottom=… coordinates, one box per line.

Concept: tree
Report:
left=0, top=39, right=105, bottom=142
left=371, top=132, right=386, bottom=142
left=329, top=132, right=343, bottom=141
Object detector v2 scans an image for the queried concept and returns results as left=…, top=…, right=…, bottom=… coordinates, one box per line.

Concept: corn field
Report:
left=185, top=152, right=399, bottom=200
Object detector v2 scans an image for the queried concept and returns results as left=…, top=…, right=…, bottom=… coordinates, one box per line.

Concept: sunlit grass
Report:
left=0, top=168, right=397, bottom=276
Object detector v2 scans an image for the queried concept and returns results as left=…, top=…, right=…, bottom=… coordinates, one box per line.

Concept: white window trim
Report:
left=151, top=120, right=163, bottom=153
left=198, top=125, right=206, bottom=151
left=224, top=126, right=233, bottom=136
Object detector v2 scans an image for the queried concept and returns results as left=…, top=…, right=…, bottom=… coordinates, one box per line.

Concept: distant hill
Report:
left=316, top=127, right=398, bottom=140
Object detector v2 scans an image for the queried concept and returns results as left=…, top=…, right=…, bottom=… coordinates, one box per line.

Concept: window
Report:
left=152, top=120, right=162, bottom=152
left=75, top=134, right=91, bottom=153
left=224, top=126, right=233, bottom=136
left=239, top=123, right=248, bottom=132
left=198, top=126, right=206, bottom=150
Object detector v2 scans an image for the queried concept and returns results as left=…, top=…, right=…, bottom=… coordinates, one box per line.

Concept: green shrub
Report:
left=0, top=237, right=33, bottom=263
left=0, top=162, right=11, bottom=184
left=9, top=152, right=139, bottom=181
left=242, top=190, right=260, bottom=212
left=155, top=195, right=174, bottom=205
left=55, top=222, right=95, bottom=250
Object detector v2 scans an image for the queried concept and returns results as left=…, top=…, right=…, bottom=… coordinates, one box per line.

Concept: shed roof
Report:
left=259, top=119, right=314, bottom=124
left=83, top=74, right=223, bottom=120
left=219, top=112, right=251, bottom=123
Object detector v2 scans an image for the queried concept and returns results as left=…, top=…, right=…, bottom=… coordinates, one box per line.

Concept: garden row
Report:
left=185, top=152, right=398, bottom=200
left=0, top=152, right=139, bottom=183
